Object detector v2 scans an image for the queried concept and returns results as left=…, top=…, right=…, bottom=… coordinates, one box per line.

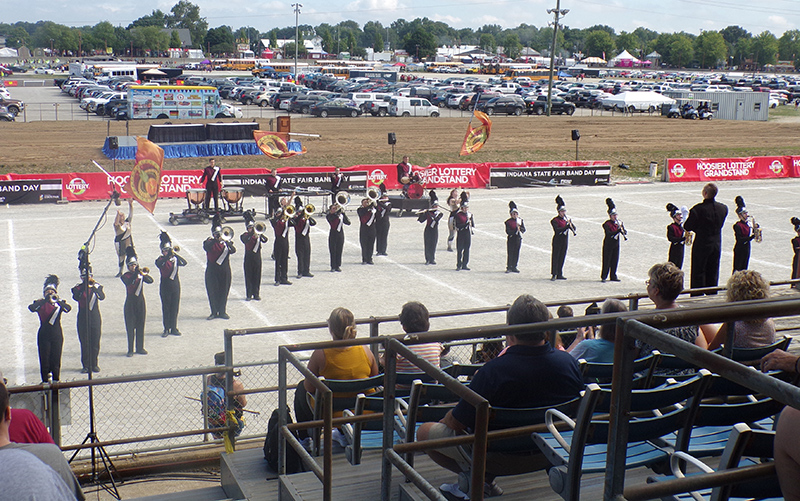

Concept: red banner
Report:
left=352, top=163, right=491, bottom=190
left=667, top=156, right=794, bottom=182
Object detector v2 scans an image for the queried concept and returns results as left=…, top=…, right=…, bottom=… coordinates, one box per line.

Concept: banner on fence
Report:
left=489, top=161, right=612, bottom=187
left=224, top=170, right=367, bottom=197
left=666, top=156, right=795, bottom=182
left=0, top=179, right=62, bottom=204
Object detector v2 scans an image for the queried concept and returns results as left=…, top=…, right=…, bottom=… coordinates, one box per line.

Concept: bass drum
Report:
left=407, top=182, right=424, bottom=199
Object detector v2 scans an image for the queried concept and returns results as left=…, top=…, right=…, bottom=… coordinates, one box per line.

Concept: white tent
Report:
left=611, top=50, right=639, bottom=63
left=600, top=91, right=675, bottom=112
left=0, top=47, right=18, bottom=57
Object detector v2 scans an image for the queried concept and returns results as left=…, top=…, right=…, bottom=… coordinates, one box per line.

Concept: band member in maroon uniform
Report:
left=72, top=268, right=104, bottom=373
left=265, top=167, right=283, bottom=216
left=271, top=206, right=294, bottom=285
left=732, top=196, right=755, bottom=272
left=418, top=191, right=443, bottom=265
left=199, top=158, right=222, bottom=214
left=454, top=193, right=474, bottom=271
left=397, top=155, right=413, bottom=197
left=114, top=199, right=134, bottom=277
left=121, top=248, right=153, bottom=355
left=155, top=231, right=186, bottom=336
left=551, top=195, right=573, bottom=281
left=203, top=216, right=236, bottom=319
left=327, top=203, right=350, bottom=272
left=329, top=167, right=344, bottom=204
left=375, top=184, right=392, bottom=256
left=293, top=197, right=316, bottom=278
left=666, top=203, right=686, bottom=269
left=357, top=197, right=377, bottom=264
left=791, top=217, right=800, bottom=288
left=30, top=275, right=71, bottom=381
left=445, top=188, right=460, bottom=252
left=505, top=201, right=526, bottom=273
left=601, top=198, right=626, bottom=282
left=240, top=211, right=267, bottom=300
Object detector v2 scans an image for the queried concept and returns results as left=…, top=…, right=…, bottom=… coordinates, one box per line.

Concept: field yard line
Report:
left=7, top=220, right=25, bottom=382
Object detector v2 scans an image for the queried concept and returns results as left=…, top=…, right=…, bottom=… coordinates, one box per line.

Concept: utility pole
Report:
left=292, top=3, right=302, bottom=79
left=545, top=0, right=569, bottom=116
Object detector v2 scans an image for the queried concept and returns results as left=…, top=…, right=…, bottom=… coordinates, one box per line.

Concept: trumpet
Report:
left=685, top=230, right=694, bottom=246
left=220, top=226, right=235, bottom=242
left=335, top=191, right=350, bottom=207
left=567, top=218, right=577, bottom=236
left=140, top=267, right=150, bottom=276
left=254, top=221, right=268, bottom=235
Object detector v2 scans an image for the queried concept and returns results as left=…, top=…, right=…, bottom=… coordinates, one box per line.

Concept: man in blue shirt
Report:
left=417, top=294, right=584, bottom=500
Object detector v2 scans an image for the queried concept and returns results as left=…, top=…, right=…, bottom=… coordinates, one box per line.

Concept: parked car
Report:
left=479, top=95, right=526, bottom=115
left=526, top=95, right=575, bottom=115
left=289, top=95, right=330, bottom=114
left=389, top=97, right=440, bottom=117
left=33, top=68, right=54, bottom=75
left=0, top=105, right=15, bottom=121
left=0, top=96, right=25, bottom=115
left=310, top=99, right=362, bottom=118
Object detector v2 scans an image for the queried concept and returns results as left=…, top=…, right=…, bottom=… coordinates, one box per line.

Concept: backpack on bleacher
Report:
left=264, top=408, right=306, bottom=474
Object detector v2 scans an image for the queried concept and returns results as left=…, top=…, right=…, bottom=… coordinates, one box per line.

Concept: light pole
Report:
left=545, top=0, right=569, bottom=117
left=292, top=3, right=302, bottom=79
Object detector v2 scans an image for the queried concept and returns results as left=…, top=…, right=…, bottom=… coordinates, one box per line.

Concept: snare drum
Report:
left=222, top=187, right=244, bottom=204
left=187, top=188, right=206, bottom=206
left=407, top=183, right=424, bottom=199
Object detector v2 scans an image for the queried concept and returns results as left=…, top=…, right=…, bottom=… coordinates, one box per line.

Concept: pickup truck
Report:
left=0, top=96, right=24, bottom=115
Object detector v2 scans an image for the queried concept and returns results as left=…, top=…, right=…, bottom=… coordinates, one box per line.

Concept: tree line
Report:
left=3, top=1, right=800, bottom=69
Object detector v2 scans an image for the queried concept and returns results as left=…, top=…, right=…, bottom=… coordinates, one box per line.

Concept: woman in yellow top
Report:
left=294, top=307, right=379, bottom=440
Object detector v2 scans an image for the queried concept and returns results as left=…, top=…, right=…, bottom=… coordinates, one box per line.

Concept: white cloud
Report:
left=432, top=14, right=462, bottom=25
left=767, top=15, right=790, bottom=33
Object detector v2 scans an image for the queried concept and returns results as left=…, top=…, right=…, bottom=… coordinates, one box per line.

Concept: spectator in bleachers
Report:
left=0, top=370, right=54, bottom=444
left=383, top=301, right=441, bottom=374
left=293, top=307, right=379, bottom=440
left=761, top=349, right=800, bottom=500
left=417, top=294, right=584, bottom=500
left=638, top=262, right=710, bottom=358
left=567, top=298, right=627, bottom=363
left=707, top=270, right=776, bottom=350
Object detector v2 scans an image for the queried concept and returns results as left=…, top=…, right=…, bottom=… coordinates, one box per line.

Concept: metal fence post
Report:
left=381, top=338, right=397, bottom=501
left=369, top=316, right=380, bottom=362
left=224, top=333, right=235, bottom=450
left=604, top=318, right=636, bottom=499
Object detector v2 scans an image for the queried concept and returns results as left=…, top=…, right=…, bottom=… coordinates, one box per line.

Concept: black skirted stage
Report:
left=103, top=123, right=301, bottom=160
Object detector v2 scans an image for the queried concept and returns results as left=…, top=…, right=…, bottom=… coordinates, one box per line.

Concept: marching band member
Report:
left=199, top=158, right=222, bottom=214
left=375, top=184, right=392, bottom=256
left=329, top=167, right=344, bottom=204
left=445, top=188, right=459, bottom=252
left=791, top=217, right=800, bottom=288
left=454, top=193, right=474, bottom=271
left=550, top=195, right=572, bottom=281
left=265, top=167, right=283, bottom=216
left=113, top=198, right=133, bottom=277
left=732, top=196, right=755, bottom=272
left=396, top=155, right=414, bottom=198
left=601, top=198, right=625, bottom=282
left=155, top=231, right=186, bottom=336
left=271, top=205, right=293, bottom=285
left=293, top=197, right=316, bottom=279
left=240, top=211, right=267, bottom=300
left=204, top=215, right=236, bottom=319
left=666, top=203, right=686, bottom=269
left=357, top=197, right=377, bottom=265
left=418, top=190, right=443, bottom=265
left=505, top=201, right=525, bottom=273
left=71, top=268, right=104, bottom=373
left=121, top=248, right=153, bottom=356
left=29, top=275, right=71, bottom=382
left=326, top=203, right=350, bottom=272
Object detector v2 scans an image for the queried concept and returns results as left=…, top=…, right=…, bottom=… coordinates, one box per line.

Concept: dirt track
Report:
left=2, top=115, right=800, bottom=174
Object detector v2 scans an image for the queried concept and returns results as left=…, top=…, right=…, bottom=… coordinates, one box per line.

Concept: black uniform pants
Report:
left=551, top=235, right=568, bottom=278
left=205, top=262, right=231, bottom=315
left=507, top=235, right=521, bottom=270
left=77, top=311, right=101, bottom=370
left=204, top=184, right=219, bottom=213
left=424, top=226, right=438, bottom=264
left=360, top=225, right=376, bottom=264
left=456, top=229, right=471, bottom=268
left=732, top=242, right=750, bottom=272
left=124, top=295, right=147, bottom=353
left=160, top=278, right=181, bottom=332
left=37, top=325, right=63, bottom=381
left=243, top=252, right=262, bottom=298
left=329, top=231, right=344, bottom=270
left=376, top=220, right=390, bottom=255
left=296, top=235, right=311, bottom=276
left=690, top=243, right=722, bottom=294
left=274, top=238, right=290, bottom=283
left=668, top=243, right=684, bottom=269
left=601, top=239, right=619, bottom=280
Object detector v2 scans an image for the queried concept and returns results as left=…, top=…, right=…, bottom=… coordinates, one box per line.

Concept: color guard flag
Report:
left=126, top=137, right=164, bottom=213
left=253, top=131, right=307, bottom=159
left=459, top=111, right=492, bottom=156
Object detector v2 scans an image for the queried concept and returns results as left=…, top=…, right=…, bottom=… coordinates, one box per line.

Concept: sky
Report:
left=8, top=0, right=800, bottom=38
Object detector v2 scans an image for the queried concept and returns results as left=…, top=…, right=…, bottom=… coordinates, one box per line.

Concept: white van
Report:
left=389, top=97, right=440, bottom=117
left=345, top=92, right=391, bottom=111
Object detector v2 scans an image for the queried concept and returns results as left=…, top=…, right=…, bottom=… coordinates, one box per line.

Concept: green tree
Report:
left=167, top=0, right=208, bottom=48
left=129, top=10, right=168, bottom=29
left=615, top=32, right=641, bottom=54
left=584, top=30, right=615, bottom=58
left=269, top=29, right=278, bottom=49
left=4, top=26, right=30, bottom=48
left=669, top=35, right=694, bottom=67
left=92, top=21, right=117, bottom=52
left=751, top=31, right=778, bottom=66
left=169, top=30, right=182, bottom=48
left=778, top=30, right=800, bottom=67
left=719, top=25, right=751, bottom=66
left=694, top=31, right=726, bottom=68
left=403, top=26, right=435, bottom=59
left=283, top=42, right=308, bottom=57
left=479, top=33, right=496, bottom=53
left=374, top=31, right=384, bottom=51
left=503, top=33, right=522, bottom=59
left=204, top=25, right=234, bottom=54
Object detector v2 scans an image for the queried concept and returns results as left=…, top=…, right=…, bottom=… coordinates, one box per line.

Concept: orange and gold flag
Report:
left=253, top=130, right=307, bottom=159
left=459, top=111, right=492, bottom=156
left=126, top=137, right=164, bottom=213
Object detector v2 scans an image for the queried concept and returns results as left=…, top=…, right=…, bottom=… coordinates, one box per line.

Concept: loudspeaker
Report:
left=109, top=136, right=119, bottom=150
left=387, top=132, right=396, bottom=145
left=571, top=130, right=580, bottom=141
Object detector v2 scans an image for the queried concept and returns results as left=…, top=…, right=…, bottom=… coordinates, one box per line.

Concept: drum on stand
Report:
left=407, top=183, right=424, bottom=199
left=221, top=187, right=244, bottom=211
left=186, top=188, right=206, bottom=208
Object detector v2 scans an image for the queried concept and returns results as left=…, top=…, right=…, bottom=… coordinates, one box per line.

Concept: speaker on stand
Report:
left=388, top=132, right=396, bottom=164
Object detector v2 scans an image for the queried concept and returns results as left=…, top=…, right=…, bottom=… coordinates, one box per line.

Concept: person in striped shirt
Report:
left=393, top=302, right=442, bottom=374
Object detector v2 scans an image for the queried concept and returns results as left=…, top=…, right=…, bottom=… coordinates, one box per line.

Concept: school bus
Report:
left=425, top=61, right=464, bottom=73
left=222, top=58, right=273, bottom=71
left=252, top=62, right=309, bottom=76
left=503, top=68, right=550, bottom=81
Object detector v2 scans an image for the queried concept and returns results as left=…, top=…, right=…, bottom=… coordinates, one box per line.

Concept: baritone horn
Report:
left=220, top=226, right=235, bottom=242
left=366, top=186, right=380, bottom=204
left=253, top=221, right=267, bottom=235
left=335, top=191, right=350, bottom=207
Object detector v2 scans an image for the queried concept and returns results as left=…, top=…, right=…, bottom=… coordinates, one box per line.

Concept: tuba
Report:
left=335, top=191, right=350, bottom=207
left=220, top=226, right=235, bottom=242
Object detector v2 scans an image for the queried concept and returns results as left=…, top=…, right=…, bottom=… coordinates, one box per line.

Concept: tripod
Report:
left=68, top=190, right=122, bottom=499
